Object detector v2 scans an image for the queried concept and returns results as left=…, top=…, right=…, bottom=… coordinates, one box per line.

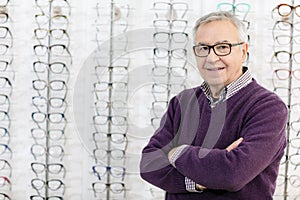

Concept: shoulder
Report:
left=250, top=80, right=286, bottom=107
left=236, top=79, right=286, bottom=106
left=237, top=79, right=288, bottom=120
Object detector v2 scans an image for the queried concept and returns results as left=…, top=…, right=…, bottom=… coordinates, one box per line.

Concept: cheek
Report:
left=220, top=55, right=240, bottom=68
left=234, top=49, right=246, bottom=64
left=195, top=59, right=206, bottom=74
left=195, top=57, right=205, bottom=67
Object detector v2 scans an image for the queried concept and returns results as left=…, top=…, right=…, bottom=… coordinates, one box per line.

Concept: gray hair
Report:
left=193, top=11, right=248, bottom=43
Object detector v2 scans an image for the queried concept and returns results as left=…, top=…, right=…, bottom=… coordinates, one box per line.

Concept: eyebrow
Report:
left=196, top=40, right=230, bottom=45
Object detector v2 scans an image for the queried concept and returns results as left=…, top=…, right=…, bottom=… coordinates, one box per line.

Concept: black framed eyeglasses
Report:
left=193, top=42, right=244, bottom=57
left=92, top=164, right=125, bottom=181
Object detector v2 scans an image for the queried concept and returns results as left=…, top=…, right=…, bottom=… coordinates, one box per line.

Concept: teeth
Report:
left=207, top=67, right=224, bottom=71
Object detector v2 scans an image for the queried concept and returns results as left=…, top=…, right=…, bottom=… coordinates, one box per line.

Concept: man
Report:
left=140, top=11, right=287, bottom=199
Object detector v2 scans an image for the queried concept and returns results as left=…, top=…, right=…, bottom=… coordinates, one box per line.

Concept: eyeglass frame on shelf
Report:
left=273, top=68, right=300, bottom=80
left=92, top=164, right=126, bottom=181
left=31, top=162, right=66, bottom=178
left=93, top=148, right=126, bottom=161
left=92, top=182, right=125, bottom=195
left=272, top=3, right=300, bottom=18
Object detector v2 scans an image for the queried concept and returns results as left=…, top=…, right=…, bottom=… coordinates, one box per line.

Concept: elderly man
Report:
left=140, top=11, right=287, bottom=200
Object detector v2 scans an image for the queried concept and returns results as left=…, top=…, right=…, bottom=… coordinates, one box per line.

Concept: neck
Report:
left=210, top=85, right=225, bottom=99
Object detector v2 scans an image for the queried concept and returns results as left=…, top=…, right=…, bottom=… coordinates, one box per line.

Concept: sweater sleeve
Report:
left=173, top=94, right=288, bottom=192
left=139, top=95, right=188, bottom=193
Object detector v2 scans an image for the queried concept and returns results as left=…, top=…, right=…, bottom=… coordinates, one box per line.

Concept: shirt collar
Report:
left=201, top=67, right=252, bottom=107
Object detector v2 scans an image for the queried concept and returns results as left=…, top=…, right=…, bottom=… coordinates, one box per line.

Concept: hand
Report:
left=226, top=137, right=243, bottom=152
left=195, top=137, right=243, bottom=191
left=196, top=183, right=207, bottom=191
left=168, top=147, right=178, bottom=160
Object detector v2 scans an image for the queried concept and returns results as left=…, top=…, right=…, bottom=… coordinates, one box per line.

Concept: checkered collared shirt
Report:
left=201, top=67, right=252, bottom=108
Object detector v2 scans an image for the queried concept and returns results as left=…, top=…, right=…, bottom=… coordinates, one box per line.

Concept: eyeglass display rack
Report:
left=151, top=0, right=189, bottom=129
left=91, top=0, right=130, bottom=199
left=30, top=0, right=71, bottom=199
left=0, top=0, right=13, bottom=198
left=271, top=1, right=300, bottom=199
left=149, top=0, right=190, bottom=196
left=1, top=1, right=299, bottom=199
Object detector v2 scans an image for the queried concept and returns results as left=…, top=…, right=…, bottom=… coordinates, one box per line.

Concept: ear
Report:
left=241, top=42, right=249, bottom=63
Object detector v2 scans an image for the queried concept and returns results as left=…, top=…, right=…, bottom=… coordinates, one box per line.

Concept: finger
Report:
left=234, top=137, right=244, bottom=146
left=226, top=137, right=243, bottom=152
left=227, top=137, right=243, bottom=151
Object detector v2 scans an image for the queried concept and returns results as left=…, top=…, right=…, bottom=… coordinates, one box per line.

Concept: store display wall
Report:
left=0, top=0, right=299, bottom=199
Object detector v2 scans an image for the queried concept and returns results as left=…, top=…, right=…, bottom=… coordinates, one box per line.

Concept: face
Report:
left=194, top=20, right=248, bottom=91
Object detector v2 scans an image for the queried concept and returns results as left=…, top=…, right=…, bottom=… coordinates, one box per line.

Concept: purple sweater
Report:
left=140, top=80, right=287, bottom=200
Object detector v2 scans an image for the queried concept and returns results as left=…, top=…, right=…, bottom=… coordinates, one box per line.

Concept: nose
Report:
left=206, top=48, right=220, bottom=61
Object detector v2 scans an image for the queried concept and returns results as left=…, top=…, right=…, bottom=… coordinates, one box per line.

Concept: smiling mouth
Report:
left=206, top=67, right=226, bottom=71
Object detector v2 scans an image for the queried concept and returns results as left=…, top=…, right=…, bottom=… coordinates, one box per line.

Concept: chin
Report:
left=205, top=79, right=226, bottom=87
